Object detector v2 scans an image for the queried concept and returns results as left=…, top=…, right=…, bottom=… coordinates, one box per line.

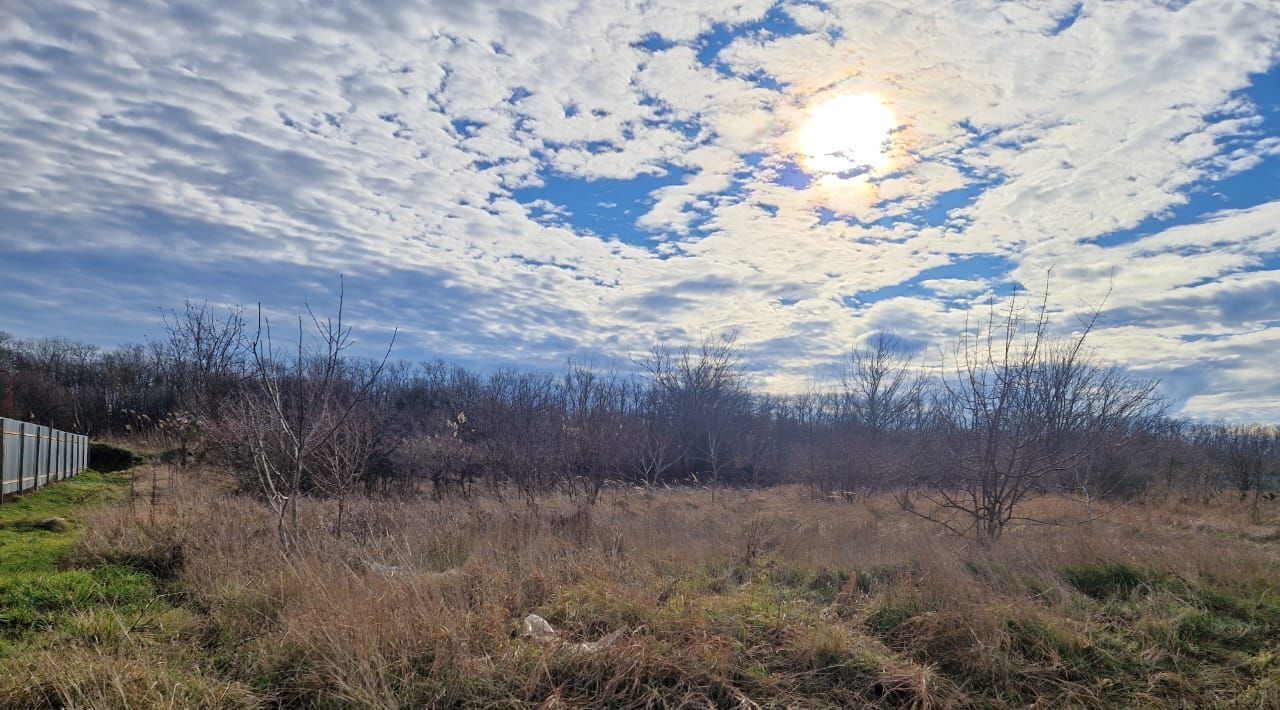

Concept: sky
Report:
left=2, top=0, right=1279, bottom=421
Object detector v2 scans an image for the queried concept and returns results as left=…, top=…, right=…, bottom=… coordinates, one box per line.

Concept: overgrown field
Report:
left=2, top=464, right=1279, bottom=708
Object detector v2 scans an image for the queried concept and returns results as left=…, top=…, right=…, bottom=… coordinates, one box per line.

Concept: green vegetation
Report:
left=0, top=469, right=134, bottom=578
left=1063, top=561, right=1158, bottom=599
left=0, top=465, right=257, bottom=707
left=0, top=470, right=153, bottom=646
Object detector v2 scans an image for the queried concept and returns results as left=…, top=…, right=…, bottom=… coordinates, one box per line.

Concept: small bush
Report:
left=92, top=544, right=185, bottom=580
left=89, top=442, right=144, bottom=472
left=1063, top=562, right=1156, bottom=599
left=864, top=593, right=928, bottom=638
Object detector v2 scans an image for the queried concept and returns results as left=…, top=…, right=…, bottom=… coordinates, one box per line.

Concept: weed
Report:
left=1064, top=562, right=1157, bottom=599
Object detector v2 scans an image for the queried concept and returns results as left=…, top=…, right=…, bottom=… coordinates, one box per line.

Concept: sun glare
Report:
left=798, top=93, right=895, bottom=174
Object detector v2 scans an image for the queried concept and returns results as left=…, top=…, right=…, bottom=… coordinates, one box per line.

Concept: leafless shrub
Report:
left=312, top=401, right=383, bottom=534
left=1203, top=422, right=1280, bottom=523
left=229, top=282, right=395, bottom=552
left=902, top=287, right=1162, bottom=541
left=392, top=411, right=482, bottom=499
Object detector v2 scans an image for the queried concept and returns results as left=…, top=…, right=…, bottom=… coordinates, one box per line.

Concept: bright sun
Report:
left=798, top=93, right=895, bottom=174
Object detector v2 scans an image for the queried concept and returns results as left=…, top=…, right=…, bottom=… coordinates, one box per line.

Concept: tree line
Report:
left=1, top=289, right=1276, bottom=543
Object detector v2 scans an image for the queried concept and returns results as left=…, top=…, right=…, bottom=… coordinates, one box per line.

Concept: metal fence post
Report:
left=37, top=426, right=47, bottom=489
left=0, top=418, right=6, bottom=502
left=19, top=421, right=29, bottom=494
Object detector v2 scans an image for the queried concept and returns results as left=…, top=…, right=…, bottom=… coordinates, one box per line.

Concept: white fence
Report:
left=1, top=418, right=89, bottom=499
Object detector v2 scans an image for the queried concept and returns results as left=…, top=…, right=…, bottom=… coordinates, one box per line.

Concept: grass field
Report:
left=2, top=463, right=1279, bottom=708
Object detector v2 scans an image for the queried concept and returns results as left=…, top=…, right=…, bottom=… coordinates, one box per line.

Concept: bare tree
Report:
left=1056, top=371, right=1164, bottom=520
left=902, top=289, right=1160, bottom=542
left=236, top=282, right=396, bottom=553
left=831, top=332, right=929, bottom=496
left=840, top=332, right=924, bottom=440
left=155, top=301, right=246, bottom=463
left=479, top=370, right=561, bottom=501
left=157, top=301, right=246, bottom=398
left=558, top=361, right=629, bottom=500
left=1208, top=423, right=1279, bottom=524
left=638, top=334, right=749, bottom=486
left=782, top=386, right=839, bottom=496
left=312, top=401, right=382, bottom=535
left=624, top=383, right=681, bottom=486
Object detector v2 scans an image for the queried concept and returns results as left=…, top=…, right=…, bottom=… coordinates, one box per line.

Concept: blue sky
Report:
left=2, top=0, right=1279, bottom=420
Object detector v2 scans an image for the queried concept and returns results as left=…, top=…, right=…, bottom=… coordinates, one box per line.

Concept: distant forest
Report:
left=2, top=292, right=1276, bottom=541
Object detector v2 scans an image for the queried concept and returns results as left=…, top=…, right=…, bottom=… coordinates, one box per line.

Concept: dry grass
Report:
left=7, top=465, right=1280, bottom=708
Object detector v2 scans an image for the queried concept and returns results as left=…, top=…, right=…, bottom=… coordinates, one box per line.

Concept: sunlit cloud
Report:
left=796, top=92, right=896, bottom=175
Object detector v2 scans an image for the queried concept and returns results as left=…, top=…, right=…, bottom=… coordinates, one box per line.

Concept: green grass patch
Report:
left=1063, top=562, right=1158, bottom=599
left=0, top=565, right=154, bottom=631
left=0, top=466, right=228, bottom=707
left=768, top=564, right=849, bottom=604
left=0, top=469, right=156, bottom=653
left=0, top=470, right=132, bottom=577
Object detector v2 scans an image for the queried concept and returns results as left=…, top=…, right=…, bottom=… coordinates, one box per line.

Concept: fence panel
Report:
left=39, top=425, right=51, bottom=488
left=21, top=422, right=36, bottom=493
left=0, top=418, right=90, bottom=501
left=54, top=431, right=61, bottom=480
left=59, top=431, right=69, bottom=480
left=1, top=419, right=19, bottom=496
left=62, top=431, right=71, bottom=479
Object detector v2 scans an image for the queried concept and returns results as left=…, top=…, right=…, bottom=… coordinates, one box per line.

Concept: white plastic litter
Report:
left=522, top=613, right=622, bottom=653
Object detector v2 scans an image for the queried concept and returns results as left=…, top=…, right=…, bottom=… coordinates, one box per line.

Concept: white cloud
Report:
left=1, top=0, right=1278, bottom=419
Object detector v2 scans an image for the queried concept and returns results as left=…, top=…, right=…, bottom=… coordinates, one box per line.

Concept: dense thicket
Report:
left=1, top=296, right=1276, bottom=536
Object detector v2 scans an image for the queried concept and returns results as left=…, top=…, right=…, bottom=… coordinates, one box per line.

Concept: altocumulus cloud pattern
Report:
left=1, top=0, right=1279, bottom=419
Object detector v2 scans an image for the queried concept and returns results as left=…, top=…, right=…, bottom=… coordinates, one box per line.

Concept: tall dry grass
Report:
left=18, top=464, right=1280, bottom=708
